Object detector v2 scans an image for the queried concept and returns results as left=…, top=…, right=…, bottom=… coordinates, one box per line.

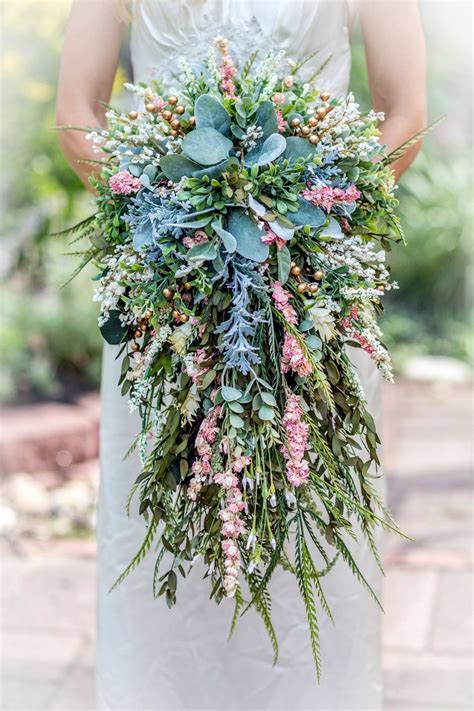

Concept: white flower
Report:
left=168, top=320, right=193, bottom=354
left=309, top=306, right=337, bottom=341
left=180, top=384, right=201, bottom=424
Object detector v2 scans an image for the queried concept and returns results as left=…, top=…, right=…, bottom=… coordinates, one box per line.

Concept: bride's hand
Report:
left=56, top=1, right=125, bottom=191
left=361, top=0, right=427, bottom=180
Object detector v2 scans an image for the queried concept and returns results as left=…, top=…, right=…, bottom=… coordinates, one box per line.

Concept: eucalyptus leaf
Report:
left=321, top=217, right=343, bottom=239
left=256, top=101, right=278, bottom=139
left=277, top=245, right=291, bottom=284
left=299, top=319, right=314, bottom=333
left=160, top=154, right=200, bottom=181
left=221, top=386, right=243, bottom=402
left=231, top=124, right=245, bottom=140
left=248, top=194, right=266, bottom=217
left=261, top=392, right=277, bottom=407
left=182, top=127, right=233, bottom=166
left=139, top=174, right=152, bottom=189
left=227, top=208, right=269, bottom=263
left=192, top=159, right=229, bottom=180
left=211, top=221, right=237, bottom=253
left=288, top=196, right=326, bottom=228
left=186, top=242, right=217, bottom=262
left=100, top=309, right=126, bottom=345
left=245, top=133, right=287, bottom=166
left=258, top=405, right=275, bottom=421
left=229, top=413, right=245, bottom=428
left=271, top=220, right=294, bottom=240
left=128, top=163, right=142, bottom=177
left=284, top=136, right=319, bottom=161
left=252, top=394, right=263, bottom=410
left=195, top=94, right=232, bottom=136
left=132, top=221, right=153, bottom=251
left=305, top=334, right=322, bottom=349
left=143, top=164, right=158, bottom=181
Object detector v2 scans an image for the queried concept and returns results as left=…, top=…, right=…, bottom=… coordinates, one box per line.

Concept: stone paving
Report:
left=1, top=380, right=473, bottom=710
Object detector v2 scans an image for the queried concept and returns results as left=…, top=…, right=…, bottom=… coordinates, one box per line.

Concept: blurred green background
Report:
left=0, top=1, right=472, bottom=404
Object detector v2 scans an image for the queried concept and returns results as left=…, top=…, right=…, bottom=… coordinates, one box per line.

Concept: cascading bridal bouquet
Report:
left=61, top=38, right=426, bottom=678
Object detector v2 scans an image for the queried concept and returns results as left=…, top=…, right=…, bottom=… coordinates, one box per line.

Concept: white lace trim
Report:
left=146, top=14, right=276, bottom=87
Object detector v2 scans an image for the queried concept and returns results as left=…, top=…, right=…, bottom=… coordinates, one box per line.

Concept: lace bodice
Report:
left=130, top=0, right=356, bottom=97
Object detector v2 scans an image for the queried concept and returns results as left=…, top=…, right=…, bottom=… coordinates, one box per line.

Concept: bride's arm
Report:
left=56, top=0, right=125, bottom=190
left=360, top=0, right=427, bottom=180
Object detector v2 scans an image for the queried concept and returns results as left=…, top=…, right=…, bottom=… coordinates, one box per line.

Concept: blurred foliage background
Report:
left=0, top=1, right=472, bottom=404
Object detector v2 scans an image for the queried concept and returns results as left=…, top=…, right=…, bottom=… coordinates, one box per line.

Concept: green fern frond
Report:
left=68, top=227, right=98, bottom=246
left=109, top=520, right=157, bottom=592
left=228, top=585, right=244, bottom=640
left=314, top=551, right=340, bottom=578
left=301, top=511, right=330, bottom=566
left=241, top=527, right=286, bottom=615
left=333, top=532, right=382, bottom=610
left=241, top=50, right=260, bottom=79
left=51, top=215, right=97, bottom=238
left=295, top=518, right=322, bottom=680
left=323, top=479, right=411, bottom=539
left=60, top=250, right=96, bottom=287
left=308, top=54, right=334, bottom=84
left=123, top=435, right=140, bottom=460
left=292, top=49, right=320, bottom=74
left=383, top=117, right=444, bottom=165
left=125, top=480, right=141, bottom=518
left=362, top=478, right=398, bottom=527
left=307, top=557, right=335, bottom=624
left=75, top=158, right=109, bottom=167
left=54, top=124, right=100, bottom=134
left=245, top=570, right=279, bottom=664
left=359, top=515, right=385, bottom=575
left=152, top=545, right=167, bottom=598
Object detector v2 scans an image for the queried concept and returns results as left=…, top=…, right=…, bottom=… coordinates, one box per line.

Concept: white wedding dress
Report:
left=97, top=2, right=385, bottom=709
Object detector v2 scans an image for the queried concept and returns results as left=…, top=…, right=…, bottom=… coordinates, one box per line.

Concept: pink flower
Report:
left=286, top=459, right=310, bottom=487
left=220, top=56, right=238, bottom=99
left=281, top=332, right=312, bottom=377
left=275, top=110, right=287, bottom=133
left=153, top=96, right=165, bottom=111
left=213, top=471, right=239, bottom=490
left=261, top=228, right=286, bottom=250
left=221, top=538, right=240, bottom=561
left=182, top=229, right=209, bottom=249
left=302, top=184, right=361, bottom=213
left=220, top=510, right=246, bottom=537
left=226, top=488, right=245, bottom=513
left=272, top=282, right=298, bottom=325
left=351, top=329, right=375, bottom=354
left=108, top=170, right=141, bottom=195
left=281, top=394, right=310, bottom=487
left=187, top=406, right=221, bottom=501
left=221, top=78, right=238, bottom=99
left=272, top=92, right=286, bottom=105
left=232, top=454, right=251, bottom=473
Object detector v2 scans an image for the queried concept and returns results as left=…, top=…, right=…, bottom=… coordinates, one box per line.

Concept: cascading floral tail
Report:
left=62, top=38, right=414, bottom=679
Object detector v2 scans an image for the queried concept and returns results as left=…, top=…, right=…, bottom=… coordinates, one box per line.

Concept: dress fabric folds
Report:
left=97, top=2, right=385, bottom=709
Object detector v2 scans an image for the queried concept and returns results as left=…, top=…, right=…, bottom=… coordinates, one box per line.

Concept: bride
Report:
left=57, top=2, right=426, bottom=709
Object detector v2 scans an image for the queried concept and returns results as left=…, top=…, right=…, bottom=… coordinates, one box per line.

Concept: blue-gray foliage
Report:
left=215, top=257, right=268, bottom=375
left=123, top=190, right=191, bottom=251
